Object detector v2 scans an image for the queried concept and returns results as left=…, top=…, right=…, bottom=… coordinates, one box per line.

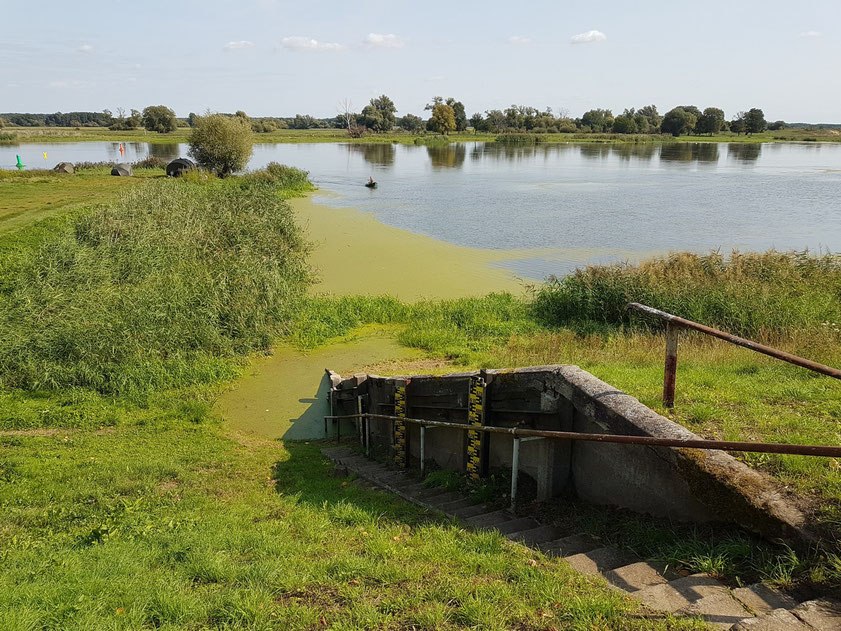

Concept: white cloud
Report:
left=364, top=33, right=404, bottom=49
left=570, top=30, right=607, bottom=44
left=223, top=40, right=255, bottom=51
left=281, top=36, right=344, bottom=51
left=799, top=30, right=821, bottom=39
left=508, top=36, right=532, bottom=45
left=77, top=43, right=94, bottom=54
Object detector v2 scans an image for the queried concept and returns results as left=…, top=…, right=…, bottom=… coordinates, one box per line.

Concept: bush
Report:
left=132, top=156, right=167, bottom=170
left=0, top=179, right=310, bottom=393
left=243, top=163, right=314, bottom=196
left=188, top=113, right=254, bottom=176
left=533, top=251, right=841, bottom=338
left=494, top=134, right=545, bottom=144
left=0, top=132, right=18, bottom=145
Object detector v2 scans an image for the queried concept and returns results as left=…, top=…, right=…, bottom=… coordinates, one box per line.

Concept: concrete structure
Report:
left=329, top=365, right=814, bottom=548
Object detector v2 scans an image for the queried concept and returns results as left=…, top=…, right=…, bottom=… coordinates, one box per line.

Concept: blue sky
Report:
left=2, top=0, right=838, bottom=122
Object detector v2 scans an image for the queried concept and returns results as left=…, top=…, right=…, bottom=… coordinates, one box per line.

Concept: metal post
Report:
left=365, top=410, right=371, bottom=457
left=420, top=426, right=426, bottom=476
left=510, top=436, right=520, bottom=511
left=663, top=322, right=679, bottom=408
left=357, top=395, right=364, bottom=447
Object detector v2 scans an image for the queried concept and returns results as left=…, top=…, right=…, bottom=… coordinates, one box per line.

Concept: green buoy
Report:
left=15, top=154, right=25, bottom=170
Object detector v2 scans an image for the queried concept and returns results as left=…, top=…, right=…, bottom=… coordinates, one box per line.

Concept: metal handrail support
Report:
left=511, top=436, right=545, bottom=510
left=627, top=302, right=841, bottom=407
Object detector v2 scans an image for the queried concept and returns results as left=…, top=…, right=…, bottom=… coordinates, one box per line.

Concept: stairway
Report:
left=322, top=447, right=841, bottom=630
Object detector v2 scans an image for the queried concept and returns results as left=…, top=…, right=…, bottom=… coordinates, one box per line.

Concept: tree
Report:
left=636, top=104, right=662, bottom=131
left=360, top=94, right=397, bottom=132
left=188, top=113, right=254, bottom=176
left=469, top=112, right=486, bottom=132
left=696, top=107, right=725, bottom=135
left=611, top=112, right=638, bottom=134
left=142, top=105, right=177, bottom=133
left=188, top=112, right=199, bottom=127
left=768, top=120, right=786, bottom=131
left=447, top=98, right=467, bottom=132
left=661, top=108, right=693, bottom=136
left=484, top=110, right=506, bottom=133
left=398, top=114, right=424, bottom=132
left=744, top=108, right=767, bottom=135
left=730, top=112, right=747, bottom=135
left=580, top=109, right=614, bottom=133
left=428, top=104, right=456, bottom=135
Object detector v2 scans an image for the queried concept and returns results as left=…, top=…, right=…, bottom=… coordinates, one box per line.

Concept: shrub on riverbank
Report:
left=533, top=251, right=841, bottom=337
left=0, top=178, right=310, bottom=393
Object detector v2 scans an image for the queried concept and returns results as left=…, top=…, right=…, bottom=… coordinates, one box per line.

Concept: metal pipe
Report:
left=510, top=437, right=520, bottom=511
left=323, top=413, right=841, bottom=458
left=628, top=302, right=841, bottom=381
left=420, top=425, right=426, bottom=476
left=664, top=322, right=679, bottom=408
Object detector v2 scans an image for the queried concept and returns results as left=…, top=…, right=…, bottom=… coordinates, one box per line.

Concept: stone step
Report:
left=506, top=525, right=562, bottom=546
left=437, top=497, right=478, bottom=513
left=680, top=593, right=750, bottom=629
left=539, top=534, right=598, bottom=557
left=732, top=584, right=797, bottom=616
left=424, top=492, right=465, bottom=508
left=563, top=547, right=639, bottom=575
left=790, top=598, right=841, bottom=630
left=407, top=486, right=452, bottom=500
left=465, top=510, right=513, bottom=528
left=495, top=517, right=540, bottom=535
left=603, top=561, right=672, bottom=592
left=631, top=574, right=736, bottom=614
left=730, top=607, right=811, bottom=630
left=452, top=503, right=494, bottom=519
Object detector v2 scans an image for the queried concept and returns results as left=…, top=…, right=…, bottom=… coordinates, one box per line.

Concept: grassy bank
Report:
left=8, top=126, right=841, bottom=145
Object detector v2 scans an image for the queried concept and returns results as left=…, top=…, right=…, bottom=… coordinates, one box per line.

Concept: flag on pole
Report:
left=43, top=152, right=48, bottom=161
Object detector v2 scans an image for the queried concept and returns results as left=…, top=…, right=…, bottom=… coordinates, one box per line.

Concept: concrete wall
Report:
left=330, top=365, right=813, bottom=548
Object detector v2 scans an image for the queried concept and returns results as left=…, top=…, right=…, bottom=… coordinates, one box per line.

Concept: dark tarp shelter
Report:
left=111, top=163, right=133, bottom=177
left=54, top=162, right=74, bottom=174
left=166, top=157, right=196, bottom=178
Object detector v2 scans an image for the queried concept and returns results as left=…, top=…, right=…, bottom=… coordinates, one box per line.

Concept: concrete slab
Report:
left=563, top=547, right=639, bottom=575
left=631, top=574, right=728, bottom=613
left=506, top=525, right=562, bottom=546
left=791, top=598, right=841, bottom=630
left=494, top=518, right=540, bottom=535
left=424, top=492, right=464, bottom=507
left=437, top=497, right=476, bottom=512
left=731, top=608, right=812, bottom=630
left=732, top=584, right=797, bottom=615
left=452, top=504, right=494, bottom=519
left=539, top=534, right=597, bottom=557
left=679, top=593, right=750, bottom=629
left=465, top=510, right=512, bottom=528
left=603, top=561, right=670, bottom=592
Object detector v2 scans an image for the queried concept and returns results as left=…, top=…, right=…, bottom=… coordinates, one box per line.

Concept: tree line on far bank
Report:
left=0, top=100, right=787, bottom=137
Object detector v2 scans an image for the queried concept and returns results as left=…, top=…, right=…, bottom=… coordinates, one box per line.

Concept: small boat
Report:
left=365, top=179, right=377, bottom=188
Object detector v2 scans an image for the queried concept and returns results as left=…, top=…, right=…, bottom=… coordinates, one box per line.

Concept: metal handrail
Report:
left=626, top=302, right=841, bottom=407
left=324, top=413, right=841, bottom=458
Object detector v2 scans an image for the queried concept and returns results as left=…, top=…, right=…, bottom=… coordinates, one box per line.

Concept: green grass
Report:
left=0, top=418, right=707, bottom=630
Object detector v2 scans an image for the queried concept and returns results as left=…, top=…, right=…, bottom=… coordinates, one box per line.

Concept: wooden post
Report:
left=663, top=322, right=679, bottom=408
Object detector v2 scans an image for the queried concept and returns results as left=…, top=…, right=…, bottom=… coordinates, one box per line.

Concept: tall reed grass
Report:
left=533, top=251, right=841, bottom=337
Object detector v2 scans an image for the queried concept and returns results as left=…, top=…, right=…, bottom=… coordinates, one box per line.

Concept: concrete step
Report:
left=424, top=492, right=465, bottom=508
left=452, top=503, right=494, bottom=519
left=563, top=547, right=639, bottom=575
left=631, top=574, right=736, bottom=614
left=790, top=598, right=841, bottom=630
left=729, top=607, right=809, bottom=630
left=494, top=517, right=540, bottom=535
left=437, top=497, right=478, bottom=513
left=732, top=584, right=797, bottom=616
left=680, top=593, right=750, bottom=629
left=407, top=486, right=452, bottom=500
left=539, top=534, right=598, bottom=557
left=465, top=510, right=513, bottom=528
left=506, top=525, right=562, bottom=546
left=603, top=561, right=672, bottom=592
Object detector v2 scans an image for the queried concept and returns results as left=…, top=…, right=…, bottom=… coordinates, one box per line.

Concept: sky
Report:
left=2, top=0, right=839, bottom=122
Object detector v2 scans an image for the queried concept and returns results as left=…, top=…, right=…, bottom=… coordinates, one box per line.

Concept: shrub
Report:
left=0, top=179, right=310, bottom=393
left=188, top=113, right=254, bottom=176
left=533, top=251, right=841, bottom=338
left=0, top=132, right=18, bottom=145
left=243, top=163, right=314, bottom=196
left=132, top=156, right=167, bottom=170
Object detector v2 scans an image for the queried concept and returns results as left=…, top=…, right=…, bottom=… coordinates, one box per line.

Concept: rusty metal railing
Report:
left=627, top=302, right=841, bottom=408
left=324, top=412, right=841, bottom=509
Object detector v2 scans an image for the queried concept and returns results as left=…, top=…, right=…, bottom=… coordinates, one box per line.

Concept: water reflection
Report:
left=346, top=143, right=396, bottom=167
left=147, top=143, right=182, bottom=161
left=659, top=143, right=720, bottom=163
left=426, top=144, right=466, bottom=169
left=727, top=143, right=762, bottom=162
left=610, top=144, right=658, bottom=162
left=578, top=144, right=613, bottom=160
left=472, top=142, right=576, bottom=163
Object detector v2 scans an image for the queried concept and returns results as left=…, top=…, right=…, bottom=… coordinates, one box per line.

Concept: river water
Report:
left=5, top=140, right=841, bottom=280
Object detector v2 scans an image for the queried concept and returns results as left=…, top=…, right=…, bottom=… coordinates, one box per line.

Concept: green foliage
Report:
left=662, top=108, right=695, bottom=136
left=427, top=104, right=456, bottom=135
left=0, top=132, right=18, bottom=145
left=397, top=113, right=424, bottom=132
left=240, top=162, right=315, bottom=197
left=580, top=109, right=614, bottom=133
left=141, top=105, right=177, bottom=134
left=132, top=156, right=166, bottom=170
left=696, top=108, right=725, bottom=135
left=360, top=95, right=397, bottom=133
left=0, top=178, right=310, bottom=394
left=745, top=108, right=767, bottom=134
left=188, top=113, right=254, bottom=176
left=533, top=250, right=841, bottom=337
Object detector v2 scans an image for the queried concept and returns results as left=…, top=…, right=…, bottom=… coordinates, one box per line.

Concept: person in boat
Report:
left=368, top=176, right=375, bottom=185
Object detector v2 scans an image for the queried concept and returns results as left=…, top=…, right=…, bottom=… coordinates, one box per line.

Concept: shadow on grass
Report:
left=271, top=439, right=454, bottom=529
